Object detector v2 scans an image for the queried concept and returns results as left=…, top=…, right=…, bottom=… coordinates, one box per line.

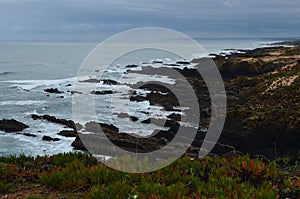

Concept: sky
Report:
left=0, top=0, right=299, bottom=41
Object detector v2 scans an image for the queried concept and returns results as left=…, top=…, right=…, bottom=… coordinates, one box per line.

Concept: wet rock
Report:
left=71, top=137, right=87, bottom=151
left=126, top=64, right=138, bottom=68
left=90, top=90, right=114, bottom=95
left=23, top=133, right=37, bottom=137
left=152, top=60, right=163, bottom=64
left=167, top=113, right=181, bottom=121
left=85, top=121, right=119, bottom=134
left=31, top=114, right=82, bottom=130
left=44, top=88, right=64, bottom=94
left=42, top=135, right=60, bottom=142
left=117, top=113, right=139, bottom=122
left=79, top=79, right=100, bottom=83
left=102, top=79, right=118, bottom=85
left=176, top=61, right=190, bottom=65
left=164, top=63, right=180, bottom=67
left=58, top=130, right=78, bottom=137
left=131, top=116, right=139, bottom=122
left=0, top=119, right=29, bottom=132
left=70, top=91, right=82, bottom=95
left=141, top=118, right=151, bottom=124
left=130, top=91, right=179, bottom=111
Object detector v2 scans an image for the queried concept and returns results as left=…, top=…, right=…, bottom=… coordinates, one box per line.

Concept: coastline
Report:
left=0, top=40, right=299, bottom=160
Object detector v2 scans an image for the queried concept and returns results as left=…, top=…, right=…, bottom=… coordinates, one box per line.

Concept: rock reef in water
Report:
left=0, top=119, right=29, bottom=132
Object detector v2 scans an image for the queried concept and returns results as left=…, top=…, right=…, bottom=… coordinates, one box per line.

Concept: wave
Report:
left=2, top=77, right=77, bottom=90
left=0, top=71, right=14, bottom=76
left=0, top=100, right=47, bottom=106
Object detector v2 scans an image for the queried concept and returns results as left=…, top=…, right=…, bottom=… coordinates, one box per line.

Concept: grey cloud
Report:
left=0, top=0, right=299, bottom=40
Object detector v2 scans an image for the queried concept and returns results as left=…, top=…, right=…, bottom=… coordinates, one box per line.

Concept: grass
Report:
left=0, top=152, right=299, bottom=198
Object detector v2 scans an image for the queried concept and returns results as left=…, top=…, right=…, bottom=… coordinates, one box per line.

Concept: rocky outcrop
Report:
left=79, top=79, right=100, bottom=83
left=126, top=64, right=138, bottom=68
left=58, top=130, right=78, bottom=137
left=102, top=79, right=118, bottom=85
left=23, top=133, right=37, bottom=137
left=0, top=119, right=29, bottom=132
left=90, top=90, right=114, bottom=95
left=130, top=91, right=179, bottom=111
left=31, top=114, right=82, bottom=130
left=42, top=135, right=60, bottom=142
left=125, top=44, right=300, bottom=159
left=44, top=88, right=64, bottom=94
left=176, top=61, right=190, bottom=65
left=117, top=113, right=139, bottom=122
left=71, top=137, right=87, bottom=151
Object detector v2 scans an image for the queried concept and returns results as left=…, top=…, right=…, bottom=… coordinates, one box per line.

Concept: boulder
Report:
left=102, top=79, right=118, bottom=85
left=23, top=133, right=37, bottom=137
left=90, top=90, right=114, bottom=95
left=176, top=61, right=190, bottom=65
left=44, top=88, right=64, bottom=94
left=117, top=113, right=139, bottom=122
left=125, top=64, right=138, bottom=68
left=42, top=135, right=60, bottom=142
left=58, top=130, right=78, bottom=137
left=0, top=119, right=29, bottom=132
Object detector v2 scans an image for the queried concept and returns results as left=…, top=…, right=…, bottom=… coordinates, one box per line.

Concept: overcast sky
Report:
left=0, top=0, right=299, bottom=41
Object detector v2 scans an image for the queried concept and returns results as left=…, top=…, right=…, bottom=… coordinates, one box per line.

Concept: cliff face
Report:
left=213, top=45, right=300, bottom=159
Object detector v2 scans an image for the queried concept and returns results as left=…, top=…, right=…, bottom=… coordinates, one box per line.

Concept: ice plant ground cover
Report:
left=0, top=152, right=299, bottom=198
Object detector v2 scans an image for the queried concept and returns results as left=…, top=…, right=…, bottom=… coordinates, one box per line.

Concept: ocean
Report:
left=0, top=38, right=284, bottom=157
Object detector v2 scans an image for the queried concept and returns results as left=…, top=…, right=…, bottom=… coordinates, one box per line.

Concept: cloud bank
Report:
left=0, top=0, right=299, bottom=40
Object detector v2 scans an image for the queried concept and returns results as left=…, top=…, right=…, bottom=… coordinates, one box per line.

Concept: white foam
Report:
left=2, top=77, right=77, bottom=90
left=0, top=100, right=47, bottom=106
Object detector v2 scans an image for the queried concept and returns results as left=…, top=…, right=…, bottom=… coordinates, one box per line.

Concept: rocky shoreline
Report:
left=1, top=41, right=299, bottom=160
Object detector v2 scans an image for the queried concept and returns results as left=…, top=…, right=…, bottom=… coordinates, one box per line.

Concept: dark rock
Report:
left=152, top=60, right=163, bottom=64
left=130, top=95, right=147, bottom=102
left=141, top=118, right=151, bottom=124
left=141, top=118, right=180, bottom=129
left=23, top=133, right=37, bottom=137
left=70, top=91, right=82, bottom=95
left=176, top=61, right=190, bottom=65
left=44, top=88, right=64, bottom=94
left=141, top=111, right=150, bottom=115
left=130, top=90, right=179, bottom=111
left=79, top=79, right=100, bottom=83
left=125, top=64, right=138, bottom=68
left=117, top=113, right=139, bottom=122
left=164, top=63, right=180, bottom=67
left=131, top=116, right=139, bottom=122
left=0, top=119, right=29, bottom=132
left=31, top=114, right=82, bottom=130
left=42, top=135, right=60, bottom=142
left=58, top=130, right=78, bottom=137
left=102, top=79, right=118, bottom=85
left=90, top=90, right=114, bottom=95
left=66, top=84, right=72, bottom=87
left=167, top=113, right=181, bottom=121
left=85, top=121, right=119, bottom=134
left=71, top=136, right=87, bottom=151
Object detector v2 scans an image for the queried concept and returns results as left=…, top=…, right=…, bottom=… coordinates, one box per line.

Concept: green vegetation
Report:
left=0, top=152, right=299, bottom=198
